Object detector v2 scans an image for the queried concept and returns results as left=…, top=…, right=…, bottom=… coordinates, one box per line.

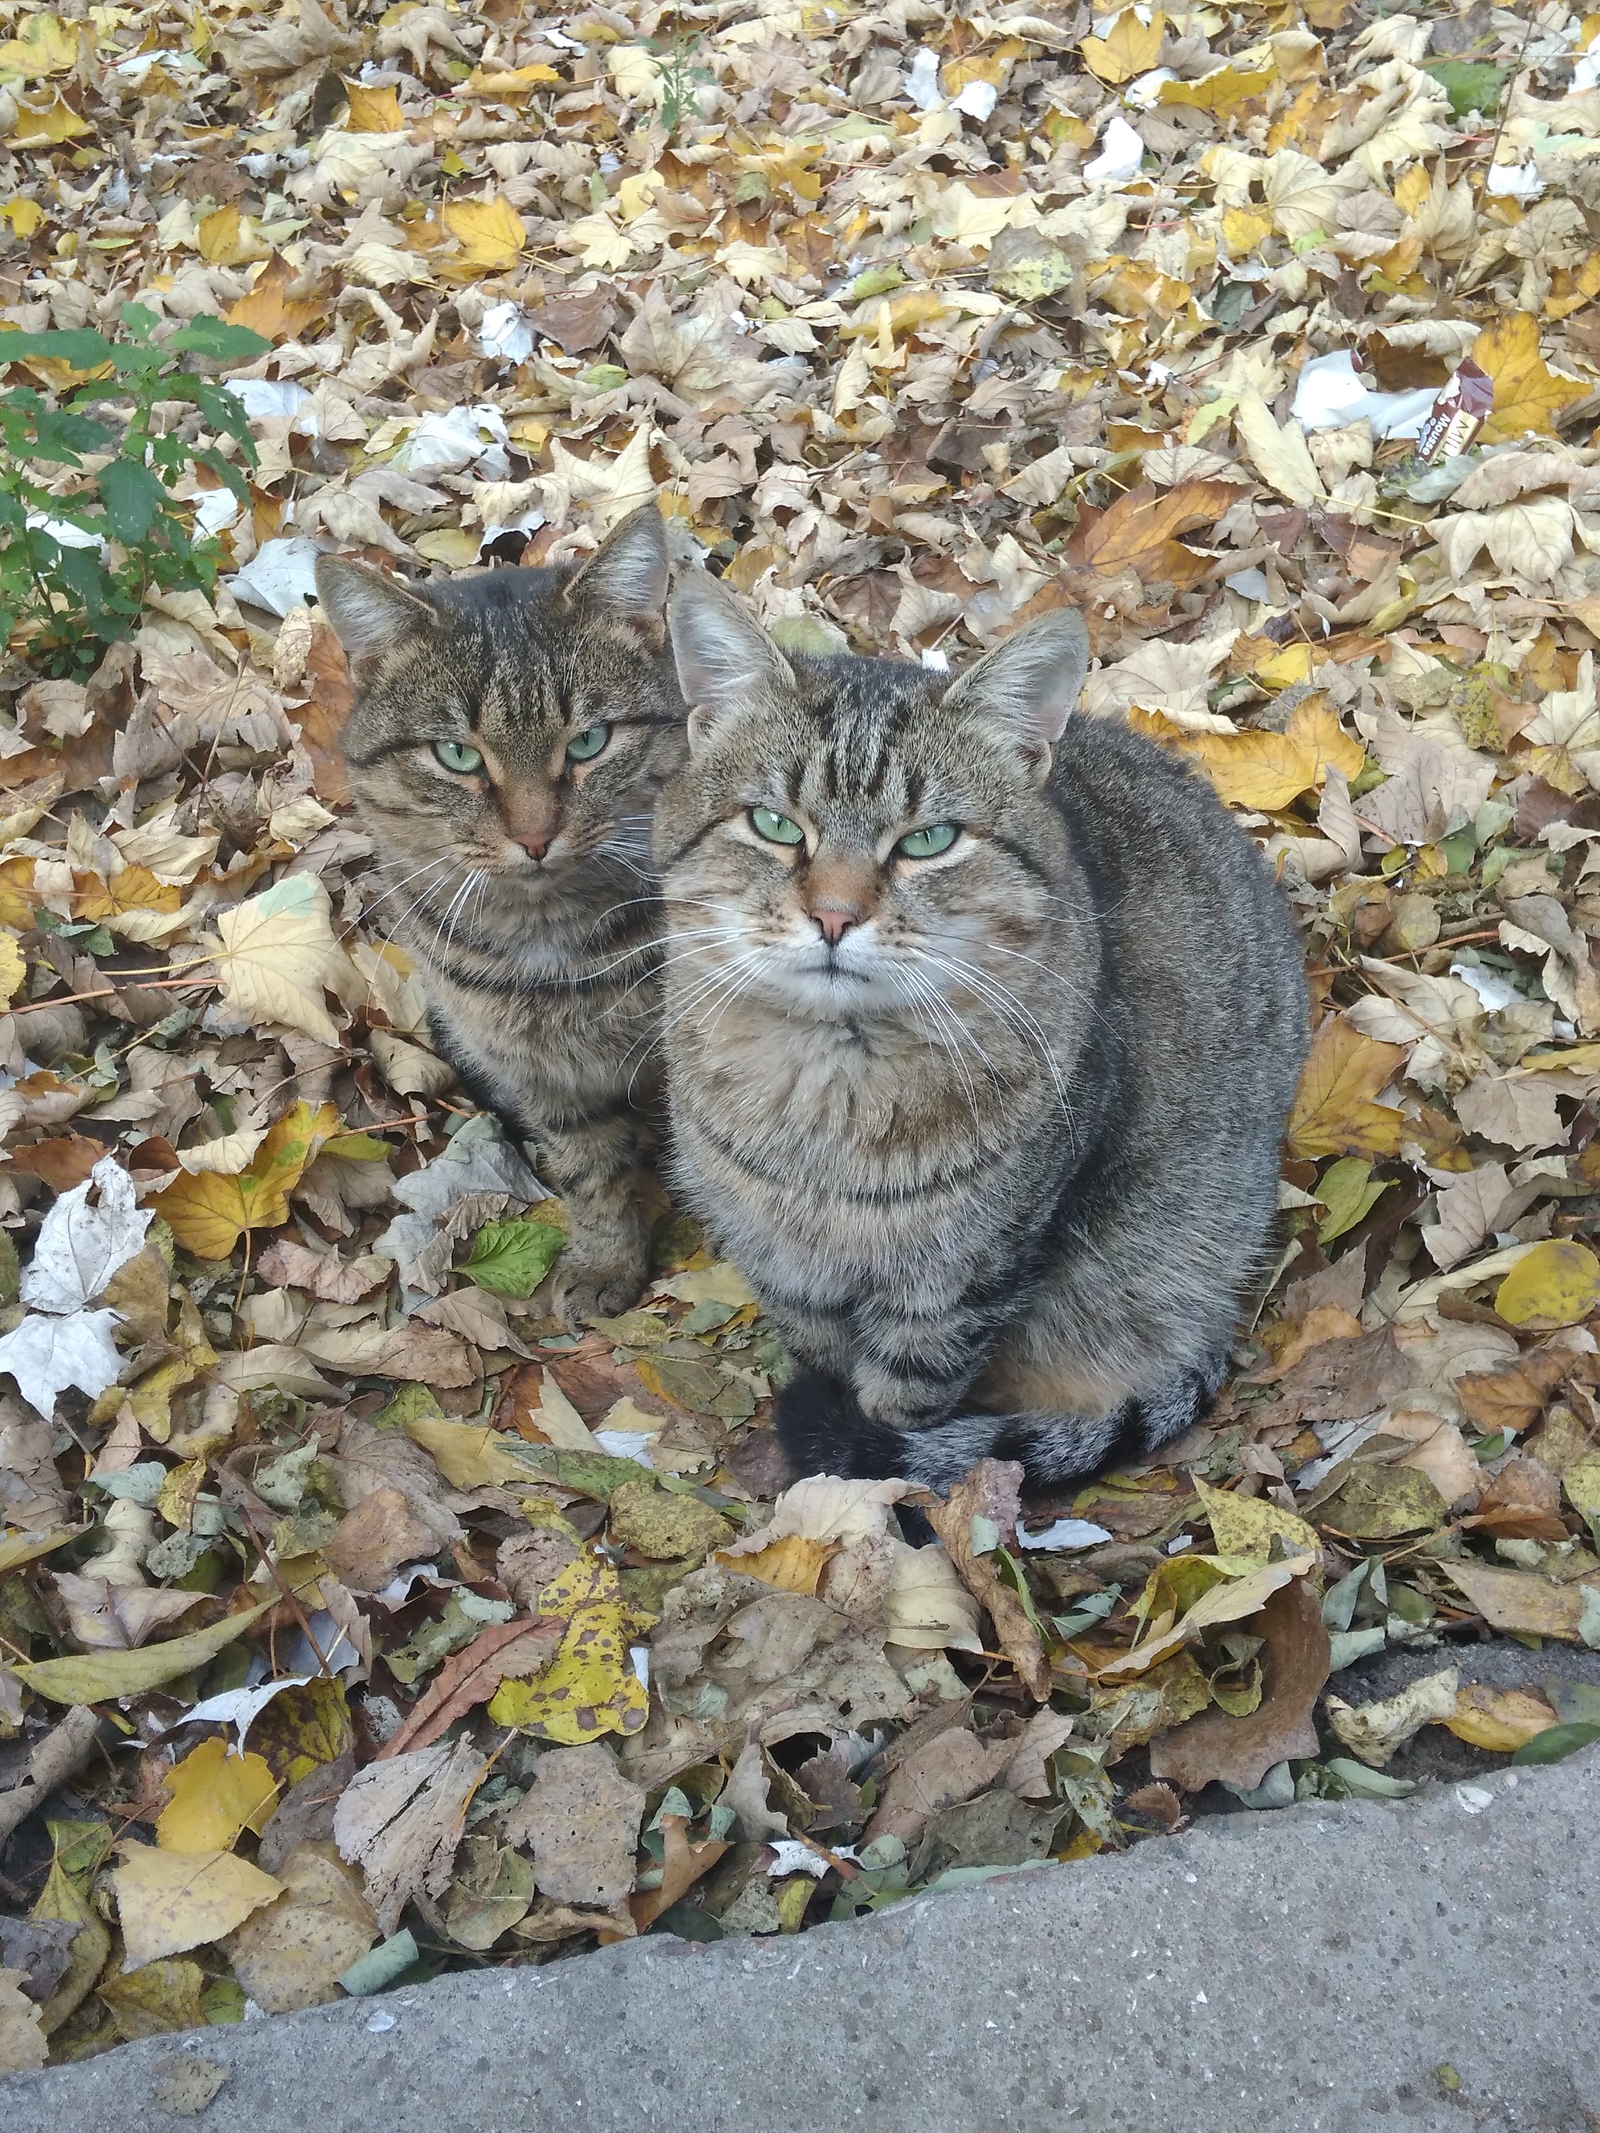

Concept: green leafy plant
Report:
left=0, top=305, right=269, bottom=678
left=653, top=32, right=712, bottom=142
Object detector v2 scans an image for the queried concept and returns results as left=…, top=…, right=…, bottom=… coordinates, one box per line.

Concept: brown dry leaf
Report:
left=628, top=1816, right=730, bottom=1933
left=504, top=1744, right=645, bottom=1908
left=1149, top=1577, right=1329, bottom=1793
left=1441, top=1561, right=1599, bottom=1643
left=379, top=1616, right=564, bottom=1761
left=0, top=1969, right=48, bottom=2075
left=332, top=1739, right=487, bottom=1935
left=864, top=1723, right=1014, bottom=1847
left=925, top=1461, right=1050, bottom=1700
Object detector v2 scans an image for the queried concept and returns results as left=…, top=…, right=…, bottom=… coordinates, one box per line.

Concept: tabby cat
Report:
left=654, top=571, right=1307, bottom=1490
left=317, top=506, right=686, bottom=1324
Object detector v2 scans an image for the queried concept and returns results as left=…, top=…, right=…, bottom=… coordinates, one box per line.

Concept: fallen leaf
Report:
left=1473, top=311, right=1588, bottom=442
left=156, top=1738, right=279, bottom=1853
left=1149, top=1577, right=1329, bottom=1792
left=1288, top=1020, right=1409, bottom=1159
left=1442, top=1561, right=1600, bottom=1643
left=332, top=1738, right=487, bottom=1936
left=502, top=1743, right=645, bottom=1907
left=1442, top=1682, right=1559, bottom=1752
left=13, top=1600, right=274, bottom=1705
left=112, top=1844, right=283, bottom=1970
left=926, top=1461, right=1050, bottom=1700
left=1191, top=1475, right=1321, bottom=1564
left=1325, top=1667, right=1459, bottom=1769
left=1494, top=1241, right=1600, bottom=1329
left=224, top=1841, right=378, bottom=2014
left=207, top=875, right=353, bottom=1044
left=0, top=1969, right=47, bottom=2075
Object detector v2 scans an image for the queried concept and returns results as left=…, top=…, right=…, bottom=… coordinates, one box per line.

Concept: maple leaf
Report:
left=207, top=874, right=354, bottom=1044
left=441, top=196, right=526, bottom=274
left=1182, top=698, right=1365, bottom=810
left=1472, top=312, right=1588, bottom=442
left=153, top=1100, right=343, bottom=1258
left=1288, top=1019, right=1410, bottom=1159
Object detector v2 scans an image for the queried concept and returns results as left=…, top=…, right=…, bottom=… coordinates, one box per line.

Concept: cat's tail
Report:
left=775, top=1365, right=1224, bottom=1495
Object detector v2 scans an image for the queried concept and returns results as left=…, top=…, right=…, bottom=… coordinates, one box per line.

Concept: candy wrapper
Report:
left=1416, top=359, right=1493, bottom=463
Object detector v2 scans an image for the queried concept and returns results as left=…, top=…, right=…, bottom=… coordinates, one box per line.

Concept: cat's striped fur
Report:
left=318, top=507, right=686, bottom=1324
left=655, top=572, right=1307, bottom=1492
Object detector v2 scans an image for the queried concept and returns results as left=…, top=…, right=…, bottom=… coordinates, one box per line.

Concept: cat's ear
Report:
left=563, top=503, right=669, bottom=648
left=941, top=609, right=1090, bottom=778
left=668, top=571, right=796, bottom=754
left=314, top=556, right=440, bottom=681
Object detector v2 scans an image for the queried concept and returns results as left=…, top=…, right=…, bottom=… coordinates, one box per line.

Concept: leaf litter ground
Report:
left=3, top=0, right=1600, bottom=2073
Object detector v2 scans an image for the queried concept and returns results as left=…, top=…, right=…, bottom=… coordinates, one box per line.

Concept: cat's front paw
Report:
left=552, top=1254, right=647, bottom=1329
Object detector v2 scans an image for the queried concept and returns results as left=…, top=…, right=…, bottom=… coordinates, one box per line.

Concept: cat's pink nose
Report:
left=812, top=904, right=859, bottom=945
left=516, top=828, right=554, bottom=860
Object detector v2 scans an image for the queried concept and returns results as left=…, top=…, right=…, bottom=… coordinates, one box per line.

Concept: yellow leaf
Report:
left=413, top=528, right=481, bottom=567
left=404, top=1412, right=543, bottom=1488
left=715, top=1533, right=837, bottom=1594
left=226, top=255, right=325, bottom=343
left=111, top=1846, right=283, bottom=1971
left=1, top=198, right=44, bottom=238
left=196, top=204, right=244, bottom=264
left=467, top=62, right=561, bottom=94
left=1254, top=642, right=1317, bottom=688
left=343, top=78, right=405, bottom=130
left=7, top=92, right=94, bottom=147
left=75, top=863, right=185, bottom=944
left=487, top=1553, right=649, bottom=1743
left=208, top=874, right=352, bottom=1044
left=1494, top=1240, right=1600, bottom=1328
left=14, top=1599, right=275, bottom=1704
left=1183, top=697, right=1364, bottom=810
left=0, top=14, right=78, bottom=79
left=0, top=856, right=35, bottom=930
left=1220, top=205, right=1273, bottom=258
left=1159, top=65, right=1274, bottom=110
left=1472, top=311, right=1587, bottom=443
left=1288, top=1018, right=1409, bottom=1159
left=0, top=1527, right=77, bottom=1578
left=1082, top=8, right=1165, bottom=83
left=1191, top=1475, right=1322, bottom=1564
left=0, top=927, right=24, bottom=1009
left=153, top=1100, right=341, bottom=1259
left=157, top=1738, right=279, bottom=1854
left=1442, top=1682, right=1558, bottom=1752
left=441, top=195, right=526, bottom=273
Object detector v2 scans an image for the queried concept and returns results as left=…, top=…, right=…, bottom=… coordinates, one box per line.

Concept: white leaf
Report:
left=20, top=1156, right=151, bottom=1314
left=0, top=1309, right=124, bottom=1418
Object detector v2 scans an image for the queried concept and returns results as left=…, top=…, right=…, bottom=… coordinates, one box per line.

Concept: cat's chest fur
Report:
left=674, top=998, right=1048, bottom=1284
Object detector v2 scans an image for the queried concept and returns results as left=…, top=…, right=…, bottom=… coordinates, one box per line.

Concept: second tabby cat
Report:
left=318, top=506, right=686, bottom=1324
left=654, top=570, right=1307, bottom=1491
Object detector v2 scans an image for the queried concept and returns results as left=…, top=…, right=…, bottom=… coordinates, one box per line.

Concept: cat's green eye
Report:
left=896, top=822, right=959, bottom=859
left=566, top=723, right=611, bottom=764
left=434, top=740, right=484, bottom=775
left=750, top=807, right=806, bottom=847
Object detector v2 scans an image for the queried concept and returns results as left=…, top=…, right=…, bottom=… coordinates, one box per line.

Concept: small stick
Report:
left=9, top=971, right=218, bottom=1017
left=237, top=1505, right=335, bottom=1677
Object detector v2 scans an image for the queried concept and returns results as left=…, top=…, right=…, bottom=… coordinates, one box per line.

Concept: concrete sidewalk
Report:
left=6, top=1754, right=1596, bottom=2133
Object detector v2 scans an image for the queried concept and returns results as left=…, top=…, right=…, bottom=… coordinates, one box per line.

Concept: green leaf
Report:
left=1510, top=1721, right=1600, bottom=1766
left=99, top=457, right=166, bottom=544
left=1315, top=1157, right=1391, bottom=1245
left=459, top=1217, right=566, bottom=1298
left=166, top=315, right=272, bottom=364
left=13, top=1599, right=275, bottom=1704
left=1421, top=60, right=1506, bottom=117
left=0, top=327, right=115, bottom=371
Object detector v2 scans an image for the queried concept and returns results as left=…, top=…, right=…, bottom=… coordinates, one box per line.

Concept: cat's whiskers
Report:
left=916, top=947, right=1074, bottom=1127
